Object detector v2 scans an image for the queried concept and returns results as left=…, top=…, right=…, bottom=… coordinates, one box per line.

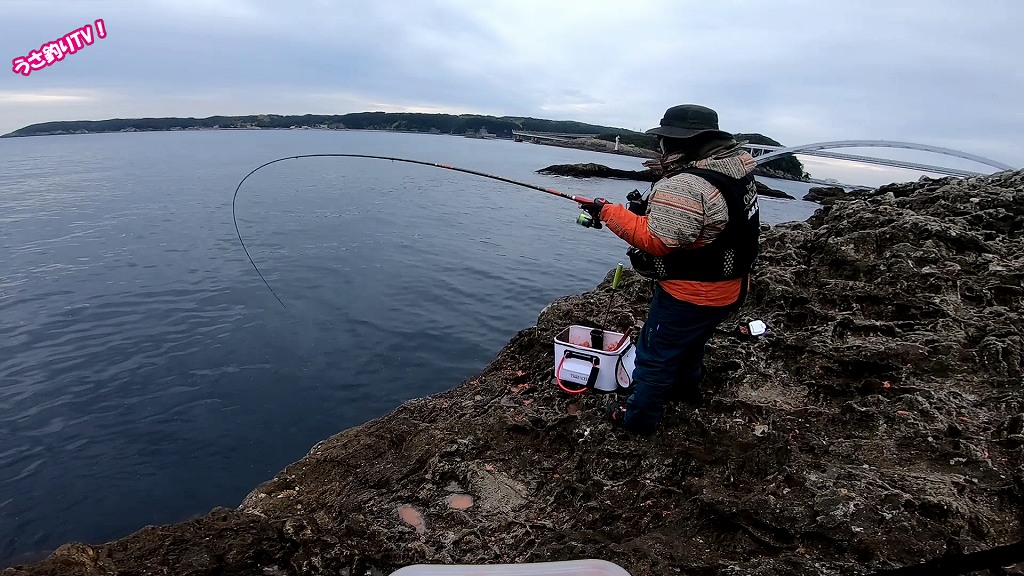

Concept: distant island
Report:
left=1, top=112, right=808, bottom=180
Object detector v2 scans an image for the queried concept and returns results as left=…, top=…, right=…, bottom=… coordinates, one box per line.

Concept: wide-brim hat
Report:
left=646, top=104, right=724, bottom=139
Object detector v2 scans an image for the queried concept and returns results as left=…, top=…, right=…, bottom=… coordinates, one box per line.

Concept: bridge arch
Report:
left=751, top=140, right=1014, bottom=173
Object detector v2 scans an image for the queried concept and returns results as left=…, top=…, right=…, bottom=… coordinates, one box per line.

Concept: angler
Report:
left=575, top=103, right=762, bottom=436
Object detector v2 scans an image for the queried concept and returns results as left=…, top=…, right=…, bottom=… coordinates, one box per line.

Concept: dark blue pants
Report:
left=624, top=283, right=736, bottom=434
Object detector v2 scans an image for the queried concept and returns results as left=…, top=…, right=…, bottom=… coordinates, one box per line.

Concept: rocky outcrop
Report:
left=752, top=165, right=808, bottom=182
left=537, top=162, right=657, bottom=182
left=801, top=174, right=1002, bottom=205
left=803, top=185, right=847, bottom=203
left=754, top=180, right=795, bottom=199
left=537, top=163, right=795, bottom=199
left=5, top=171, right=1024, bottom=576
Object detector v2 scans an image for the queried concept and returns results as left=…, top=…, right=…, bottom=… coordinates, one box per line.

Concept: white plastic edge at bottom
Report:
left=388, top=558, right=632, bottom=576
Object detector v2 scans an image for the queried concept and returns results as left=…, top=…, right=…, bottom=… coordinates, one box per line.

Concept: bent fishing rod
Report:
left=231, top=153, right=600, bottom=308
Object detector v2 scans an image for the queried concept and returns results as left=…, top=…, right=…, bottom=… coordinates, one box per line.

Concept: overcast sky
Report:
left=2, top=0, right=1021, bottom=185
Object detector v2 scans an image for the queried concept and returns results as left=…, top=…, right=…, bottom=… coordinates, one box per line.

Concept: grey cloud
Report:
left=2, top=0, right=1022, bottom=173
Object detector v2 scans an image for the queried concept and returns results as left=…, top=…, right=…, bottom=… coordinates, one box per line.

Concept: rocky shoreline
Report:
left=525, top=137, right=810, bottom=183
left=521, top=136, right=660, bottom=159
left=4, top=170, right=1023, bottom=576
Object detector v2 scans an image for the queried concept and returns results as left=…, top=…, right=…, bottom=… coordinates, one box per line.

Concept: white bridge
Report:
left=743, top=140, right=1015, bottom=178
left=513, top=131, right=1017, bottom=179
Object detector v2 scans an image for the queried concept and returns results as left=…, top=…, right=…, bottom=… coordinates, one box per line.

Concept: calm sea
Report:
left=0, top=129, right=823, bottom=566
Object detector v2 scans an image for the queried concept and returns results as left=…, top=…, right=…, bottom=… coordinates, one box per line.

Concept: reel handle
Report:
left=576, top=211, right=602, bottom=229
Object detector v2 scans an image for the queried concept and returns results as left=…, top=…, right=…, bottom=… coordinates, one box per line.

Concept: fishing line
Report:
left=231, top=153, right=596, bottom=308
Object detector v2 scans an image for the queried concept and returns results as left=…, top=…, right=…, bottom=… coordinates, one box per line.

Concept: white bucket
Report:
left=553, top=325, right=636, bottom=394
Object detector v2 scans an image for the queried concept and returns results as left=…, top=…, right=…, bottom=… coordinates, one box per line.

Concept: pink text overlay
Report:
left=12, top=19, right=107, bottom=77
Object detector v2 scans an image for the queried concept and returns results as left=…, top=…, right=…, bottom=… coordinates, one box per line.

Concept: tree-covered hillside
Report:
left=2, top=113, right=808, bottom=179
left=1, top=113, right=634, bottom=139
left=734, top=133, right=809, bottom=180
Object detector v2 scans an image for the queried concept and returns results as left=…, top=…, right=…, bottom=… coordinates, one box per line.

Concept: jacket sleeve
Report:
left=599, top=203, right=673, bottom=257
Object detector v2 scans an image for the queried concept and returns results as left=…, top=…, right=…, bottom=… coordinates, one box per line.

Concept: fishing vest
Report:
left=627, top=167, right=761, bottom=283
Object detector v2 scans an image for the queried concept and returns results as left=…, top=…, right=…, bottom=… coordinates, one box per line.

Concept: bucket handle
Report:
left=615, top=341, right=634, bottom=389
left=555, top=351, right=600, bottom=395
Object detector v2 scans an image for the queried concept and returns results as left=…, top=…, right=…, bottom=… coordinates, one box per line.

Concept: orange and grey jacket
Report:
left=599, top=145, right=761, bottom=307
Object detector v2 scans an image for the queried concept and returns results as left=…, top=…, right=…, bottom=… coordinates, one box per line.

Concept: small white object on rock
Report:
left=749, top=320, right=767, bottom=336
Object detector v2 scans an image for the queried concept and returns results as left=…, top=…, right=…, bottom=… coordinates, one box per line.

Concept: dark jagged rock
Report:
left=752, top=165, right=809, bottom=182
left=5, top=170, right=1024, bottom=576
left=803, top=185, right=847, bottom=203
left=537, top=162, right=656, bottom=181
left=755, top=179, right=795, bottom=199
left=537, top=163, right=795, bottom=199
left=871, top=174, right=990, bottom=199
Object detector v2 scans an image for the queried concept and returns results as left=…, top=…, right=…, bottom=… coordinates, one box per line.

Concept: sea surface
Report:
left=0, top=129, right=824, bottom=567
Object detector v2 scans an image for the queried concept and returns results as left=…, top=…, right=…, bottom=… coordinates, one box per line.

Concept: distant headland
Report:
left=1, top=112, right=809, bottom=180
